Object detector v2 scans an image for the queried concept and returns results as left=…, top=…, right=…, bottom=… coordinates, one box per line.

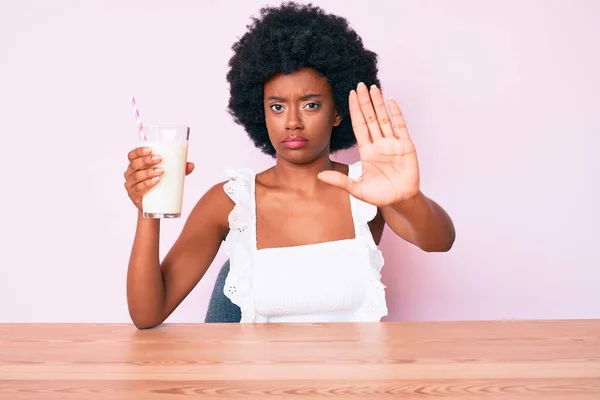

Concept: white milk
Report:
left=142, top=141, right=189, bottom=218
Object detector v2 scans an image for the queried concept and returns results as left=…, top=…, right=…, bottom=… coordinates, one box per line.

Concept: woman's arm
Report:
left=380, top=191, right=455, bottom=252
left=126, top=182, right=233, bottom=329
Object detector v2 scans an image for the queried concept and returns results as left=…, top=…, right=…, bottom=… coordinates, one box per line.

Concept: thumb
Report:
left=317, top=170, right=358, bottom=194
left=185, top=162, right=195, bottom=175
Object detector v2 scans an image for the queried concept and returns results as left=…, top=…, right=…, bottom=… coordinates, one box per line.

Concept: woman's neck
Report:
left=271, top=152, right=335, bottom=193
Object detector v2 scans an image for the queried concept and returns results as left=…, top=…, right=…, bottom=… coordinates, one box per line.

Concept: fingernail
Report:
left=370, top=84, right=378, bottom=90
left=154, top=167, right=164, bottom=174
left=142, top=148, right=151, bottom=154
left=151, top=177, right=159, bottom=183
left=151, top=155, right=161, bottom=162
left=358, top=82, right=365, bottom=87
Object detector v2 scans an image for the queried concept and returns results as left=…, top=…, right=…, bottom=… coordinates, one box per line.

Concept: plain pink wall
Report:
left=1, top=0, right=598, bottom=323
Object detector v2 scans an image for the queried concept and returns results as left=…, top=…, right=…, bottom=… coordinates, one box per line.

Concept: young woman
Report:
left=124, top=2, right=455, bottom=328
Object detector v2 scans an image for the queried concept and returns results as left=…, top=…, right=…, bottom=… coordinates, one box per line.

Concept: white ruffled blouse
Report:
left=221, top=161, right=387, bottom=323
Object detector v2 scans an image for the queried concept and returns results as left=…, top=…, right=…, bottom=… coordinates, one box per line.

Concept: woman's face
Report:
left=263, top=67, right=342, bottom=163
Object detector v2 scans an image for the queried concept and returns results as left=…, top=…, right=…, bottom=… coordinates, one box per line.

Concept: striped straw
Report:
left=130, top=96, right=146, bottom=141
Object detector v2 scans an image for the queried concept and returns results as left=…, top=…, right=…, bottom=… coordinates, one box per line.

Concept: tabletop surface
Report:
left=1, top=320, right=599, bottom=399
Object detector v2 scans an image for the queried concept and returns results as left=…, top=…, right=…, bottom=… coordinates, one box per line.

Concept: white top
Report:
left=221, top=161, right=387, bottom=323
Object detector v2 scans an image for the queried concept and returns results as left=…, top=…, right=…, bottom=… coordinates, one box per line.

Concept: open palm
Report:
left=319, top=83, right=420, bottom=207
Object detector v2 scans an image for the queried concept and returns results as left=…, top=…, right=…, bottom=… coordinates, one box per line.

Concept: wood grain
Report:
left=1, top=320, right=599, bottom=399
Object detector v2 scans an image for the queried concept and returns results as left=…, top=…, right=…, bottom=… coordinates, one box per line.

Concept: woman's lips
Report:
left=282, top=136, right=308, bottom=149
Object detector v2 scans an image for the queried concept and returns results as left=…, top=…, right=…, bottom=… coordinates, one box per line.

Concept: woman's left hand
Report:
left=318, top=82, right=420, bottom=207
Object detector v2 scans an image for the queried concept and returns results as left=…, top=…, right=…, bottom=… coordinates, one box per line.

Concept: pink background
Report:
left=1, top=0, right=598, bottom=323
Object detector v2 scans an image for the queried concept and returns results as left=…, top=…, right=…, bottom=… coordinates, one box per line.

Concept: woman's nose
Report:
left=286, top=108, right=303, bottom=131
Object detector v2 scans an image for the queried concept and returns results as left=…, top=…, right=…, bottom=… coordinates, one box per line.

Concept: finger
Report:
left=388, top=99, right=410, bottom=140
left=131, top=176, right=160, bottom=196
left=317, top=170, right=359, bottom=196
left=125, top=154, right=162, bottom=178
left=348, top=90, right=371, bottom=146
left=126, top=167, right=163, bottom=190
left=127, top=146, right=151, bottom=162
left=370, top=85, right=394, bottom=138
left=185, top=162, right=195, bottom=176
left=357, top=82, right=383, bottom=141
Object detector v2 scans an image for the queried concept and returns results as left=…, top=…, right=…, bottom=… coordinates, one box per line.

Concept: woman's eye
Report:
left=305, top=102, right=320, bottom=110
left=270, top=104, right=284, bottom=112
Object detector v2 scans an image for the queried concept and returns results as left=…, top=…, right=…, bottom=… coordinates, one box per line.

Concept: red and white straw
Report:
left=130, top=96, right=146, bottom=141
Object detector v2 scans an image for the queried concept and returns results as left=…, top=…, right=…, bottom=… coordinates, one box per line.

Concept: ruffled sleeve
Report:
left=221, top=167, right=259, bottom=322
left=348, top=161, right=388, bottom=321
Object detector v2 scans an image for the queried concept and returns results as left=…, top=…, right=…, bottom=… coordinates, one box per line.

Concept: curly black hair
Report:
left=226, top=1, right=381, bottom=157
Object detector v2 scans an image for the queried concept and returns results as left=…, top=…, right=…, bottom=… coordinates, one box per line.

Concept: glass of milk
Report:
left=141, top=125, right=190, bottom=218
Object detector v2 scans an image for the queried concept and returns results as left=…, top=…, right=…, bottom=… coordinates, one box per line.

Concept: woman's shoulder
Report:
left=221, top=166, right=257, bottom=205
left=182, top=166, right=254, bottom=227
left=177, top=178, right=234, bottom=242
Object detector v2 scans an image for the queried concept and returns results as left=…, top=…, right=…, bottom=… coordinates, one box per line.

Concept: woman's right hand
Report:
left=124, top=147, right=164, bottom=210
left=124, top=147, right=196, bottom=210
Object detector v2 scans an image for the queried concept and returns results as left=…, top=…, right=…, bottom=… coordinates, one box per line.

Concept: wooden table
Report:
left=1, top=320, right=599, bottom=399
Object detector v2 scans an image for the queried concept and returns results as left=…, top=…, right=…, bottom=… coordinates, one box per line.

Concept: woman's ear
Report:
left=333, top=112, right=343, bottom=127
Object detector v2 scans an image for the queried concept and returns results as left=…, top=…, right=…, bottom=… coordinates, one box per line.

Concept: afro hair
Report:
left=226, top=1, right=381, bottom=157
